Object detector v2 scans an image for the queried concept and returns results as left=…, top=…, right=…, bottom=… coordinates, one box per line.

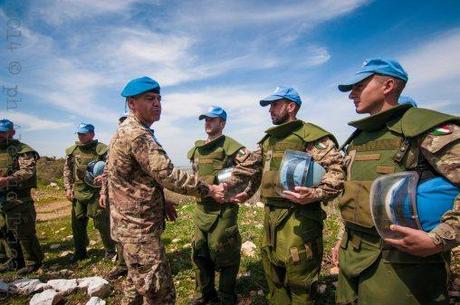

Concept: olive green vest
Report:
left=259, top=120, right=337, bottom=209
left=65, top=140, right=108, bottom=201
left=339, top=105, right=460, bottom=231
left=0, top=139, right=38, bottom=205
left=188, top=135, right=243, bottom=208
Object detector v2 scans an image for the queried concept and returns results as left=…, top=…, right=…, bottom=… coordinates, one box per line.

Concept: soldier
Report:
left=187, top=106, right=250, bottom=305
left=331, top=58, right=460, bottom=305
left=224, top=87, right=345, bottom=305
left=0, top=119, right=43, bottom=275
left=107, top=76, right=224, bottom=305
left=99, top=112, right=129, bottom=280
left=64, top=123, right=115, bottom=262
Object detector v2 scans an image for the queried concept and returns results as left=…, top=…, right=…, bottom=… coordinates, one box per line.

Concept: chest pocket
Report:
left=339, top=130, right=407, bottom=228
left=74, top=153, right=98, bottom=181
left=0, top=153, right=14, bottom=177
left=196, top=147, right=226, bottom=185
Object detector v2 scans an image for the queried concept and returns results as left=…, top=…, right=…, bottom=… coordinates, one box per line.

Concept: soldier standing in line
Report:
left=223, top=87, right=345, bottom=305
left=188, top=106, right=251, bottom=305
left=331, top=58, right=459, bottom=305
left=64, top=123, right=115, bottom=262
left=107, top=76, right=224, bottom=304
left=0, top=119, right=43, bottom=275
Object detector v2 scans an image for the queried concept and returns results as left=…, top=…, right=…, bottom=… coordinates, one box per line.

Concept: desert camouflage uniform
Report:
left=107, top=114, right=210, bottom=305
left=226, top=119, right=344, bottom=305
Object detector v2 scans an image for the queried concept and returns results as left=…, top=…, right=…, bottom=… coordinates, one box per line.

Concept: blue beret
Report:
left=121, top=76, right=160, bottom=97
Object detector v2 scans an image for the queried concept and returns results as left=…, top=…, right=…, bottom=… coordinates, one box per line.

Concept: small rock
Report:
left=317, top=283, right=327, bottom=294
left=29, top=289, right=63, bottom=305
left=59, top=250, right=72, bottom=258
left=90, top=240, right=97, bottom=246
left=255, top=224, right=263, bottom=229
left=86, top=296, right=106, bottom=305
left=172, top=238, right=181, bottom=243
left=255, top=202, right=264, bottom=208
left=257, top=289, right=264, bottom=296
left=47, top=279, right=78, bottom=295
left=0, top=280, right=9, bottom=293
left=64, top=235, right=73, bottom=241
left=49, top=244, right=60, bottom=250
left=241, top=241, right=257, bottom=257
left=183, top=243, right=191, bottom=249
left=10, top=279, right=47, bottom=295
left=329, top=266, right=339, bottom=275
left=78, top=277, right=111, bottom=298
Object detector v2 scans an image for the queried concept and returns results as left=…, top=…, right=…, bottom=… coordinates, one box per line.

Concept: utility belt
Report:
left=264, top=197, right=321, bottom=210
left=343, top=223, right=446, bottom=264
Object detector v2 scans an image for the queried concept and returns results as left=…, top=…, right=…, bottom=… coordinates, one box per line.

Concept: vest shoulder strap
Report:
left=65, top=144, right=78, bottom=156
left=95, top=142, right=109, bottom=156
left=294, top=122, right=338, bottom=146
left=222, top=136, right=244, bottom=156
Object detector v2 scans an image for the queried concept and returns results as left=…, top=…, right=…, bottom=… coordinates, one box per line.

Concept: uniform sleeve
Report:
left=306, top=136, right=345, bottom=202
left=420, top=123, right=460, bottom=250
left=131, top=134, right=209, bottom=197
left=100, top=164, right=109, bottom=198
left=63, top=155, right=74, bottom=192
left=226, top=147, right=263, bottom=198
left=9, top=152, right=37, bottom=183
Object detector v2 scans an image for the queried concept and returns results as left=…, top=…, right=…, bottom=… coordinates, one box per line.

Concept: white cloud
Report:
left=401, top=29, right=460, bottom=87
left=5, top=112, right=72, bottom=131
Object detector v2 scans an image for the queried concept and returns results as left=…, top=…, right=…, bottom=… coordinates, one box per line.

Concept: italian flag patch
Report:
left=237, top=149, right=246, bottom=157
left=431, top=125, right=452, bottom=136
left=314, top=142, right=327, bottom=149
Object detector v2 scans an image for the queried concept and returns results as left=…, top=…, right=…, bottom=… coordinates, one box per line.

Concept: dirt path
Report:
left=35, top=200, right=71, bottom=222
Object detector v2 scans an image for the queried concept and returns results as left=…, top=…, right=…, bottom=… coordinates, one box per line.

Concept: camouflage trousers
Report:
left=120, top=236, right=175, bottom=305
left=337, top=228, right=448, bottom=305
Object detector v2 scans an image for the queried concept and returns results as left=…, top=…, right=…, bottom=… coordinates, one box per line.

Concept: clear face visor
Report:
left=276, top=150, right=325, bottom=194
left=216, top=166, right=246, bottom=201
left=370, top=171, right=420, bottom=239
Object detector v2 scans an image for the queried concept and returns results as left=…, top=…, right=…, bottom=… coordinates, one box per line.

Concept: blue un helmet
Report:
left=370, top=171, right=459, bottom=239
left=84, top=160, right=106, bottom=188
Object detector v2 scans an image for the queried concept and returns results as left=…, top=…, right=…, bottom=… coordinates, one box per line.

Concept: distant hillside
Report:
left=36, top=156, right=65, bottom=187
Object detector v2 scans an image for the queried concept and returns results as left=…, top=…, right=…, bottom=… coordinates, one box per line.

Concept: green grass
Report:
left=1, top=197, right=343, bottom=305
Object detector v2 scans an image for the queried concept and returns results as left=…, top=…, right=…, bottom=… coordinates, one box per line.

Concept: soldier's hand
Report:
left=384, top=225, right=443, bottom=257
left=165, top=200, right=178, bottom=221
left=66, top=190, right=74, bottom=201
left=331, top=239, right=341, bottom=267
left=208, top=184, right=225, bottom=203
left=99, top=195, right=107, bottom=208
left=93, top=176, right=103, bottom=186
left=0, top=177, right=8, bottom=188
left=230, top=191, right=249, bottom=204
left=282, top=186, right=317, bottom=205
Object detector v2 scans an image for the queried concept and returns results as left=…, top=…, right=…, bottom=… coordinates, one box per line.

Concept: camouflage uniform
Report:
left=188, top=135, right=250, bottom=304
left=337, top=105, right=460, bottom=305
left=64, top=140, right=115, bottom=259
left=100, top=163, right=127, bottom=275
left=226, top=119, right=345, bottom=305
left=0, top=139, right=43, bottom=270
left=107, top=114, right=210, bottom=305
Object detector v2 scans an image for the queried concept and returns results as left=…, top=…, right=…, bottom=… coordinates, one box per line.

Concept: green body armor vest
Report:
left=339, top=105, right=459, bottom=231
left=0, top=139, right=38, bottom=205
left=259, top=120, right=336, bottom=208
left=66, top=140, right=108, bottom=201
left=187, top=135, right=243, bottom=208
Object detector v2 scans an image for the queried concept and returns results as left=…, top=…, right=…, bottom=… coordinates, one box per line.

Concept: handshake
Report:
left=207, top=183, right=249, bottom=204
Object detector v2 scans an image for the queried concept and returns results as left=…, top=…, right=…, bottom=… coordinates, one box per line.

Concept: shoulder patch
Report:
left=430, top=124, right=453, bottom=136
left=314, top=142, right=327, bottom=150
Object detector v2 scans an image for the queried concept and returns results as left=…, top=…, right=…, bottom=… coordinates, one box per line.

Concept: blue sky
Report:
left=1, top=0, right=459, bottom=166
